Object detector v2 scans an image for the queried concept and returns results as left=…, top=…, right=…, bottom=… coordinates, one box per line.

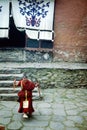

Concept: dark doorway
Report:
left=0, top=16, right=25, bottom=48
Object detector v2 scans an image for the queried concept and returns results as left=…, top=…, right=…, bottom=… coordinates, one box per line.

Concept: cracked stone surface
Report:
left=0, top=88, right=87, bottom=130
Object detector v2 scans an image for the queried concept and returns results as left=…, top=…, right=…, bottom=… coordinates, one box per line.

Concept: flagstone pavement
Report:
left=0, top=88, right=87, bottom=130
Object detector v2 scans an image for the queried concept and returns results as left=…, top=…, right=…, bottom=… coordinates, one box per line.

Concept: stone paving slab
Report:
left=0, top=88, right=87, bottom=130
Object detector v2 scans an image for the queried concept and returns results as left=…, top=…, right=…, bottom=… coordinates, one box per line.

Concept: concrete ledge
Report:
left=0, top=62, right=87, bottom=70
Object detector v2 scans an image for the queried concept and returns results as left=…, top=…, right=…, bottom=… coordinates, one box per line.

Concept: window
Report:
left=26, top=38, right=53, bottom=51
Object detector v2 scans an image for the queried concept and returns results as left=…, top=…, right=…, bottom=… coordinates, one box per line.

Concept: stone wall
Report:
left=54, top=0, right=87, bottom=63
left=20, top=68, right=87, bottom=88
left=0, top=48, right=53, bottom=62
left=0, top=48, right=25, bottom=62
left=0, top=48, right=87, bottom=88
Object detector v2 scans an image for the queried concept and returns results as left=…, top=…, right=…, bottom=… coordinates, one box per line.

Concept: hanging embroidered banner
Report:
left=12, top=0, right=26, bottom=29
left=12, top=0, right=54, bottom=40
left=0, top=0, right=9, bottom=38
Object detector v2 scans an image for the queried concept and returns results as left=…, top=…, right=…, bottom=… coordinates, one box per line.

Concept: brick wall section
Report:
left=54, top=0, right=87, bottom=62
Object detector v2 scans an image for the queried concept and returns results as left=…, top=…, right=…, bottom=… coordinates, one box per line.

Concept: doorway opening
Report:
left=0, top=16, right=25, bottom=48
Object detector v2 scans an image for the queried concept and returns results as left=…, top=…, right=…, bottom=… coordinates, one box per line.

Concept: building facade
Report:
left=0, top=0, right=87, bottom=63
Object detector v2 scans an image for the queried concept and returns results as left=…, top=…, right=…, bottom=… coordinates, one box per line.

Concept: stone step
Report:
left=0, top=80, right=15, bottom=87
left=0, top=87, right=40, bottom=93
left=0, top=93, right=18, bottom=101
left=0, top=93, right=41, bottom=101
left=0, top=74, right=23, bottom=80
left=0, top=63, right=42, bottom=101
left=0, top=87, right=20, bottom=93
left=0, top=87, right=41, bottom=101
left=0, top=68, right=21, bottom=74
left=0, top=81, right=41, bottom=89
left=0, top=80, right=24, bottom=87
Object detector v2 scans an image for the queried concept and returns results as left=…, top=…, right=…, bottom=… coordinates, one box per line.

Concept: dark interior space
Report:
left=0, top=16, right=25, bottom=48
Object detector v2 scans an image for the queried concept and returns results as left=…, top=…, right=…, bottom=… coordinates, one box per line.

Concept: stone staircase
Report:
left=0, top=68, right=41, bottom=101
